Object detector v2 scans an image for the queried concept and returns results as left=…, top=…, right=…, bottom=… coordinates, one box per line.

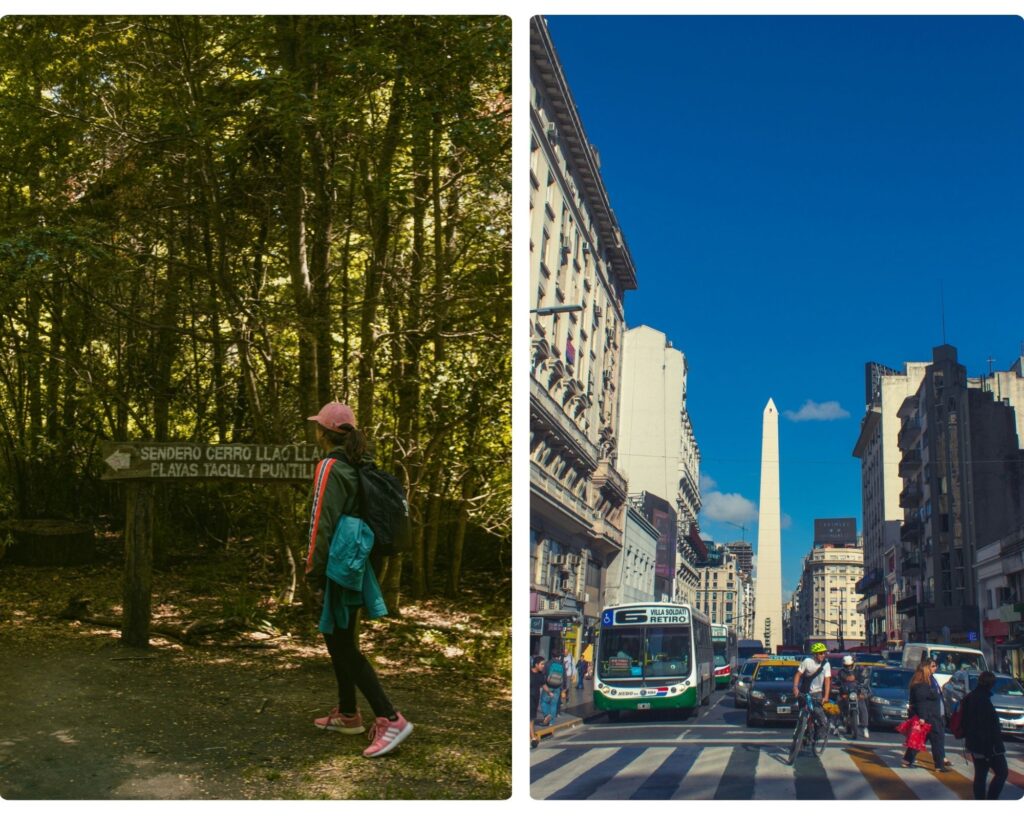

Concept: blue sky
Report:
left=544, top=15, right=1024, bottom=598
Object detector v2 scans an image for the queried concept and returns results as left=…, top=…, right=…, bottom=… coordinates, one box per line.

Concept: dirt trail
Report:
left=0, top=562, right=511, bottom=800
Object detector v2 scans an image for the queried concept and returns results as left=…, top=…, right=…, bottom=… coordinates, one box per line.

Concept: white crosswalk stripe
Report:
left=752, top=742, right=796, bottom=799
left=530, top=747, right=617, bottom=800
left=587, top=747, right=675, bottom=800
left=668, top=745, right=729, bottom=799
left=876, top=748, right=960, bottom=800
left=531, top=737, right=1024, bottom=800
left=823, top=744, right=879, bottom=800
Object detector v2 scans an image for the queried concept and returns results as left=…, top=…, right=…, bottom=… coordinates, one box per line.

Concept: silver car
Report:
left=942, top=671, right=1024, bottom=737
left=732, top=660, right=760, bottom=708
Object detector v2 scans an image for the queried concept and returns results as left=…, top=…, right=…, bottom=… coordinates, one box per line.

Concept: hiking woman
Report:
left=306, top=402, right=413, bottom=758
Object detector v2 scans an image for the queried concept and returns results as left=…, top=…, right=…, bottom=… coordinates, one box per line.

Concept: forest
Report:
left=0, top=16, right=511, bottom=604
left=0, top=17, right=510, bottom=799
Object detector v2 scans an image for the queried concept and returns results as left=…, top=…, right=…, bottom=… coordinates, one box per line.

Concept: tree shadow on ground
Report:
left=0, top=554, right=511, bottom=800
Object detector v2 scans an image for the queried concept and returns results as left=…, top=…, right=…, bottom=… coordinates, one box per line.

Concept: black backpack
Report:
left=351, top=460, right=411, bottom=557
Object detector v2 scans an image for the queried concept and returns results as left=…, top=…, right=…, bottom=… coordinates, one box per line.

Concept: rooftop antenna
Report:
left=940, top=281, right=946, bottom=344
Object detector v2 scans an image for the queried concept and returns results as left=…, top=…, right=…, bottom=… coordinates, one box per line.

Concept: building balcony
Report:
left=898, top=418, right=922, bottom=452
left=901, top=555, right=924, bottom=577
left=898, top=449, right=923, bottom=478
left=530, top=461, right=591, bottom=530
left=900, top=517, right=922, bottom=543
left=896, top=594, right=919, bottom=614
left=855, top=569, right=883, bottom=595
left=899, top=482, right=922, bottom=509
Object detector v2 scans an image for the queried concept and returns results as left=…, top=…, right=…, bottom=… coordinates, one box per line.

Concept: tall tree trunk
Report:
left=338, top=168, right=357, bottom=401
left=401, top=106, right=430, bottom=598
left=447, top=389, right=482, bottom=596
left=153, top=245, right=185, bottom=441
left=276, top=17, right=320, bottom=430
left=305, top=90, right=337, bottom=408
left=357, top=69, right=405, bottom=430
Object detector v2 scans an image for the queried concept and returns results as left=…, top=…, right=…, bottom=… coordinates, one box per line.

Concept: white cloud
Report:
left=701, top=491, right=758, bottom=524
left=782, top=400, right=850, bottom=422
left=699, top=474, right=717, bottom=492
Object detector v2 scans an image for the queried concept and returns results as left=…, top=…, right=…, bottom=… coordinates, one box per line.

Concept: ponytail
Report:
left=318, top=423, right=370, bottom=462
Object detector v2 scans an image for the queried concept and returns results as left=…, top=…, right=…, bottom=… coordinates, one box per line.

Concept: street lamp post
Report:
left=530, top=304, right=583, bottom=316
left=836, top=587, right=845, bottom=652
left=813, top=615, right=847, bottom=651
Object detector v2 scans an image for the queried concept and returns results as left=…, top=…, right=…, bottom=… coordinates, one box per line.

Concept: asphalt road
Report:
left=531, top=688, right=1024, bottom=800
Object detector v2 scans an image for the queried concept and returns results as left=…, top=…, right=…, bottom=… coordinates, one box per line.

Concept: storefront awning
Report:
left=539, top=609, right=582, bottom=622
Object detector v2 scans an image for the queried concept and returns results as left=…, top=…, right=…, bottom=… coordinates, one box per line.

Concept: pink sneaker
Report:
left=362, top=713, right=413, bottom=757
left=314, top=707, right=364, bottom=734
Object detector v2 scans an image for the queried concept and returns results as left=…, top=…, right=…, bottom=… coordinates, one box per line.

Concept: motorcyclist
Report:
left=836, top=655, right=870, bottom=739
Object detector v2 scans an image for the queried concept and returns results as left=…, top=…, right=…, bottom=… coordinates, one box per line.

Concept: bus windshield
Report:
left=599, top=626, right=692, bottom=680
left=712, top=636, right=726, bottom=667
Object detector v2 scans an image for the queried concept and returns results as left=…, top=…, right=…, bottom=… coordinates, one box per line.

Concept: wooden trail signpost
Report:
left=101, top=442, right=320, bottom=648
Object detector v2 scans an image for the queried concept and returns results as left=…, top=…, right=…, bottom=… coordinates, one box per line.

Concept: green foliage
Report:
left=0, top=15, right=511, bottom=598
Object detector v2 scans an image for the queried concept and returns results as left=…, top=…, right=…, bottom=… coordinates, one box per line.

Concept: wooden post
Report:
left=122, top=482, right=155, bottom=648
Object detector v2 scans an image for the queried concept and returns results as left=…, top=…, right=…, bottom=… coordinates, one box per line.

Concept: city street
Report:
left=531, top=689, right=1024, bottom=799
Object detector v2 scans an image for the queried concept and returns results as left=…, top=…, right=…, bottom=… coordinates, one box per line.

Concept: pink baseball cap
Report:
left=307, top=402, right=356, bottom=431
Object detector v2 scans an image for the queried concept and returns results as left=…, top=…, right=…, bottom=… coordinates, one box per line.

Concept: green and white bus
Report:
left=594, top=603, right=714, bottom=718
left=711, top=623, right=738, bottom=689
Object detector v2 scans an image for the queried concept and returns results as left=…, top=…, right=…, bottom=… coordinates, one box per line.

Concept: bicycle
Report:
left=787, top=692, right=828, bottom=764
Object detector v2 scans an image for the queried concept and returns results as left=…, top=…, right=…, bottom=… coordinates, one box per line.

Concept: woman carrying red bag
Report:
left=901, top=659, right=952, bottom=771
left=897, top=713, right=931, bottom=752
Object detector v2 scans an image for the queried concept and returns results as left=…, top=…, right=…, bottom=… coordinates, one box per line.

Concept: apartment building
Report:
left=618, top=324, right=702, bottom=604
left=794, top=520, right=866, bottom=649
left=853, top=361, right=927, bottom=647
left=529, top=17, right=637, bottom=660
left=896, top=345, right=1024, bottom=645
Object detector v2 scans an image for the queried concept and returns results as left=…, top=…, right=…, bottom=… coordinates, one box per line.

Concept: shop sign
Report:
left=530, top=617, right=544, bottom=635
left=998, top=604, right=1022, bottom=623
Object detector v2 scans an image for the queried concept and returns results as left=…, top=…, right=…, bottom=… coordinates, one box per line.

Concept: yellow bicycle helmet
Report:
left=810, top=642, right=827, bottom=654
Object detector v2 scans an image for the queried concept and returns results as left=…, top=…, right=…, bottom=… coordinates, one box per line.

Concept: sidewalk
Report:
left=534, top=675, right=597, bottom=741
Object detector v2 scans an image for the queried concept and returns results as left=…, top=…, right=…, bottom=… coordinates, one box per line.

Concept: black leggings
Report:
left=972, top=753, right=1008, bottom=800
left=322, top=608, right=394, bottom=719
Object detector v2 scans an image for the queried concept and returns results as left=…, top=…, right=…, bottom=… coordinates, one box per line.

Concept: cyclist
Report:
left=793, top=643, right=832, bottom=742
left=836, top=655, right=869, bottom=739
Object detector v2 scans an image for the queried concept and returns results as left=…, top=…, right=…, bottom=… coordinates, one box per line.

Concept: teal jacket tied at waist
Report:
left=318, top=515, right=388, bottom=633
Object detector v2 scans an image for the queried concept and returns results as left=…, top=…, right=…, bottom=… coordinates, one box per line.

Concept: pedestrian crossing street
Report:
left=531, top=738, right=1024, bottom=800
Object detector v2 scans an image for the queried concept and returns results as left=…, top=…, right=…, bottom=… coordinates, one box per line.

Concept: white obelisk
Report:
left=754, top=398, right=782, bottom=652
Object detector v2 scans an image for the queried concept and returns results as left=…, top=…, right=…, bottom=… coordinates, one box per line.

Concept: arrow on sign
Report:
left=105, top=450, right=132, bottom=471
